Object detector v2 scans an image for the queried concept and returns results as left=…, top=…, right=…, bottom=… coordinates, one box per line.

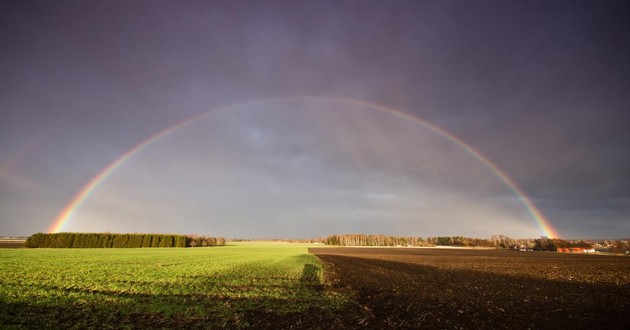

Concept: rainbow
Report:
left=48, top=97, right=559, bottom=238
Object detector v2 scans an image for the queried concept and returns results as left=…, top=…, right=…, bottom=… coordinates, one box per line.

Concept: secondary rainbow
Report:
left=48, top=97, right=560, bottom=238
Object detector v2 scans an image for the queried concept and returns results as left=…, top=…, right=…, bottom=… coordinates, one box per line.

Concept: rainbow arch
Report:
left=48, top=97, right=559, bottom=238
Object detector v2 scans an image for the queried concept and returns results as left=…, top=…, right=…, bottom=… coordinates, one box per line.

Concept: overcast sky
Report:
left=1, top=0, right=628, bottom=239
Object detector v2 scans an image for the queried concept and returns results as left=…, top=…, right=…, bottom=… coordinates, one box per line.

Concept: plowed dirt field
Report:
left=310, top=247, right=630, bottom=329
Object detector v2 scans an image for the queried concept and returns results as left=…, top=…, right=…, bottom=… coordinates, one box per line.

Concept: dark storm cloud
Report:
left=1, top=0, right=628, bottom=238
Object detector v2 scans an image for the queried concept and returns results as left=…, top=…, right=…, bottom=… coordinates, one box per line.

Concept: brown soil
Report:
left=0, top=240, right=25, bottom=248
left=309, top=247, right=630, bottom=329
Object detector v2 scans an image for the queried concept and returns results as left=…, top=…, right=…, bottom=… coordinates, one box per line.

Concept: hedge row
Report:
left=25, top=233, right=225, bottom=248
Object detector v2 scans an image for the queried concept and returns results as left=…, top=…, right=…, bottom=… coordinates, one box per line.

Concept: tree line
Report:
left=25, top=233, right=225, bottom=248
left=319, top=234, right=605, bottom=252
left=322, top=234, right=430, bottom=247
left=320, top=234, right=516, bottom=247
left=533, top=237, right=594, bottom=251
left=319, top=234, right=547, bottom=249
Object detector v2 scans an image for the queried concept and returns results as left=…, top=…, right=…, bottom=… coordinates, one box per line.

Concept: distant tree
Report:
left=609, top=240, right=629, bottom=253
left=151, top=235, right=161, bottom=248
left=25, top=233, right=44, bottom=248
left=175, top=236, right=187, bottom=247
left=160, top=235, right=173, bottom=247
left=142, top=235, right=152, bottom=248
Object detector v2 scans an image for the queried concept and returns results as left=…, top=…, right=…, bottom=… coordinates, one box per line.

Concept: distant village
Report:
left=514, top=236, right=629, bottom=254
left=481, top=235, right=629, bottom=254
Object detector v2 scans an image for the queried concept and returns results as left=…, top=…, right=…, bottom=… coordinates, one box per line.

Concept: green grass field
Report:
left=0, top=242, right=346, bottom=329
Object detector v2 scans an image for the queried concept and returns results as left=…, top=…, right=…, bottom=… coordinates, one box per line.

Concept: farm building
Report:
left=556, top=247, right=596, bottom=253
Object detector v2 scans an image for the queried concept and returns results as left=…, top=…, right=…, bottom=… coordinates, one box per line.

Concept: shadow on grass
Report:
left=300, top=263, right=322, bottom=283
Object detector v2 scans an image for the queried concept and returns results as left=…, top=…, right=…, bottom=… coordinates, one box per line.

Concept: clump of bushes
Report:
left=25, top=232, right=225, bottom=248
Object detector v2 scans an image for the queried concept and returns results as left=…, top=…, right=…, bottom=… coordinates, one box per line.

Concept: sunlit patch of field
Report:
left=0, top=242, right=348, bottom=328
